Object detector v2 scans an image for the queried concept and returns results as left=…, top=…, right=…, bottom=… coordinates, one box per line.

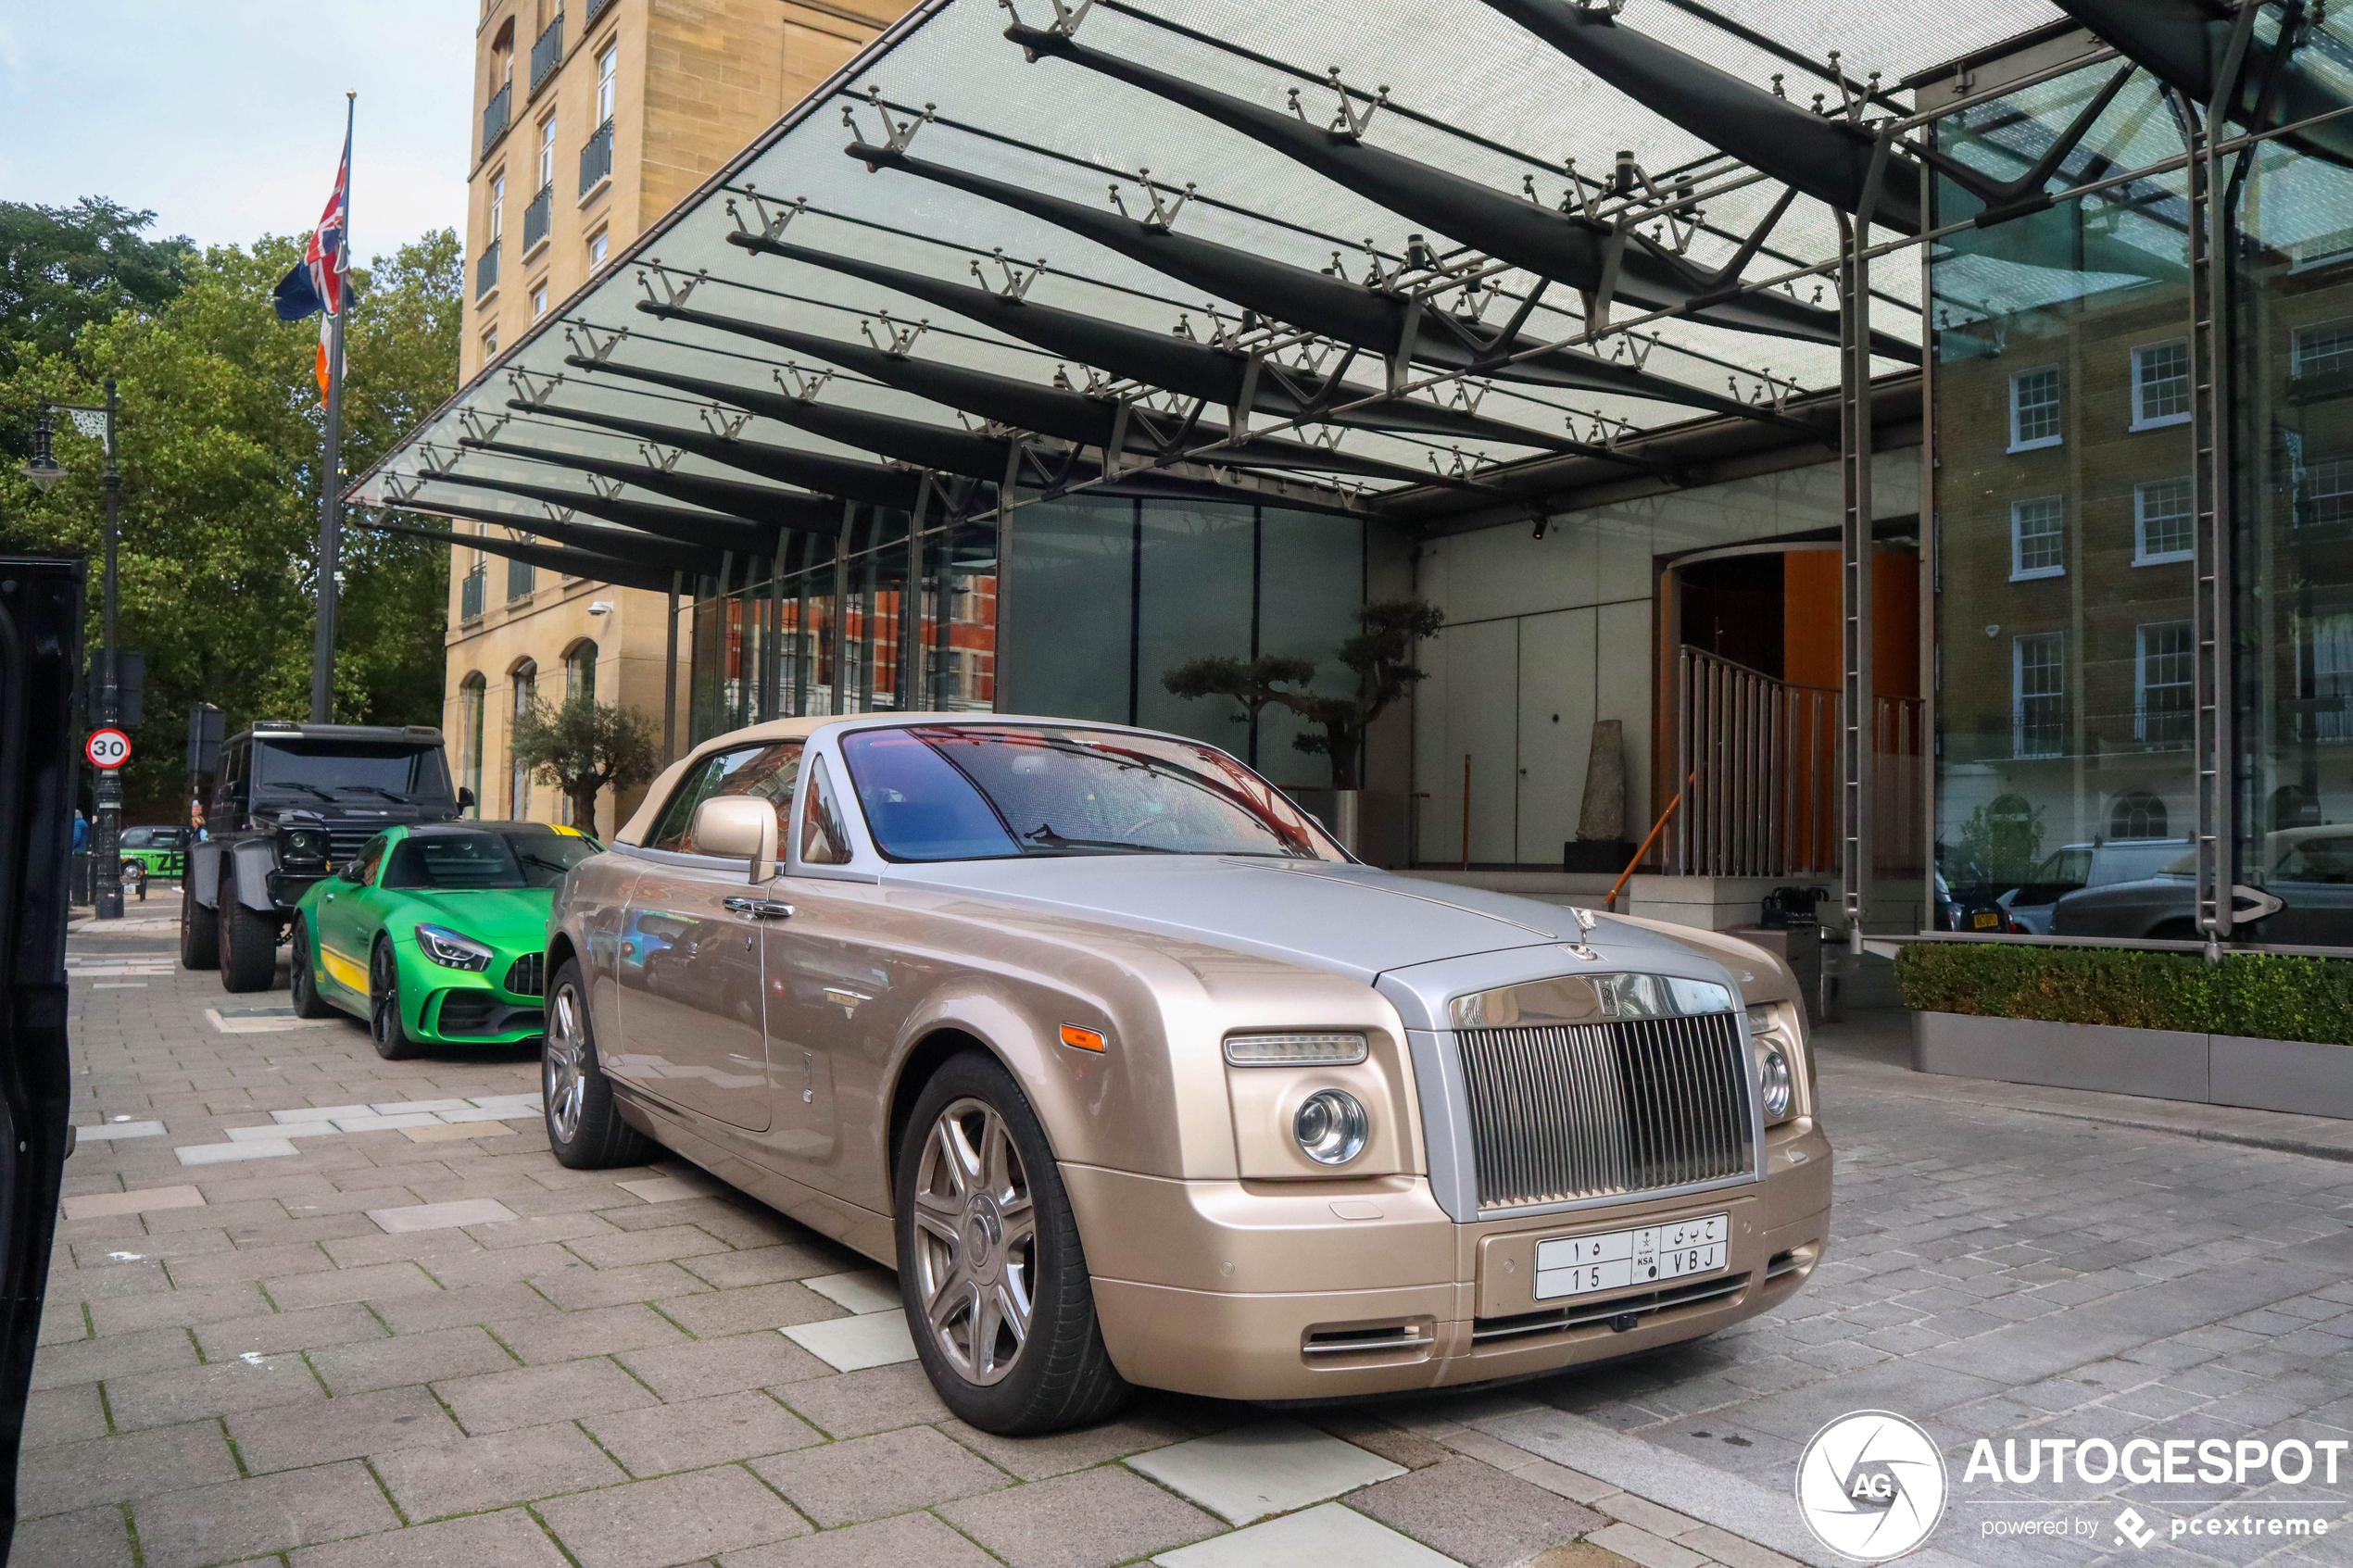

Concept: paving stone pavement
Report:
left=21, top=916, right=2353, bottom=1566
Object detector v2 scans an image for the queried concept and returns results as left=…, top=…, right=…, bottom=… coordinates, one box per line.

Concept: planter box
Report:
left=1913, top=1011, right=2353, bottom=1119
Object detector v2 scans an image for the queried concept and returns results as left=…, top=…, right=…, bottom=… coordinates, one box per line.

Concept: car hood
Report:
left=878, top=856, right=1727, bottom=991
left=381, top=886, right=551, bottom=947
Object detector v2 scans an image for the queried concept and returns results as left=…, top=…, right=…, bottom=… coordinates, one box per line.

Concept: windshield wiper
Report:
left=334, top=784, right=413, bottom=803
left=1021, top=823, right=1176, bottom=855
left=260, top=784, right=338, bottom=803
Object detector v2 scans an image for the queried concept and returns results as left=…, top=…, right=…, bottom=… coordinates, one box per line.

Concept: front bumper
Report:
left=1070, top=1119, right=1831, bottom=1402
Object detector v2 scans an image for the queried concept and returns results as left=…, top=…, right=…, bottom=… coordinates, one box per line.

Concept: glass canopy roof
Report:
left=351, top=0, right=2078, bottom=564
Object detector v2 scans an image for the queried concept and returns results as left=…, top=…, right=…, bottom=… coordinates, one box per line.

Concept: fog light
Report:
left=1760, top=1048, right=1793, bottom=1121
left=1293, top=1089, right=1367, bottom=1165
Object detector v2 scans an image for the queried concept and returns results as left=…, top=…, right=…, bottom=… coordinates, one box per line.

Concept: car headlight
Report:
left=276, top=828, right=329, bottom=866
left=1758, top=1048, right=1793, bottom=1120
left=1748, top=1003, right=1802, bottom=1124
left=1293, top=1088, right=1368, bottom=1165
left=414, top=924, right=494, bottom=972
left=1224, top=1031, right=1368, bottom=1066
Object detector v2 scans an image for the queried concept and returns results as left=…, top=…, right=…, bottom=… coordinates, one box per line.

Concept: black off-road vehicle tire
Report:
left=180, top=884, right=219, bottom=971
left=217, top=895, right=279, bottom=993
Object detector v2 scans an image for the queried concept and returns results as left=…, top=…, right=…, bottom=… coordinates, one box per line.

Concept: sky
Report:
left=0, top=2, right=476, bottom=265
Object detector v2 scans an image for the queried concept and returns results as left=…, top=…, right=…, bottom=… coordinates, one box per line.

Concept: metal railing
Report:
left=1669, top=645, right=1922, bottom=879
left=522, top=183, right=553, bottom=253
left=460, top=564, right=486, bottom=621
left=480, top=82, right=512, bottom=157
left=529, top=12, right=564, bottom=93
left=1672, top=646, right=1839, bottom=877
left=579, top=119, right=613, bottom=195
left=474, top=244, right=500, bottom=299
left=508, top=558, right=536, bottom=601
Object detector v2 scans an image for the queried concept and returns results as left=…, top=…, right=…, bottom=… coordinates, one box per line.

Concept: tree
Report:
left=0, top=198, right=194, bottom=374
left=0, top=224, right=460, bottom=818
left=510, top=695, right=664, bottom=838
left=1952, top=793, right=2045, bottom=889
left=1163, top=599, right=1444, bottom=789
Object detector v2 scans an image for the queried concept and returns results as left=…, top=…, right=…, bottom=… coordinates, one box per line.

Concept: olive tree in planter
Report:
left=510, top=694, right=663, bottom=839
left=1163, top=599, right=1443, bottom=849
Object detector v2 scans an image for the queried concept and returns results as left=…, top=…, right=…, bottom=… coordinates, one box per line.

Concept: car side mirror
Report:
left=457, top=786, right=476, bottom=810
left=690, top=797, right=777, bottom=884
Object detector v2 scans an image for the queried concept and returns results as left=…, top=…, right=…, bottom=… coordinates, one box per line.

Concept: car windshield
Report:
left=840, top=725, right=1344, bottom=862
left=255, top=740, right=453, bottom=803
left=381, top=829, right=598, bottom=891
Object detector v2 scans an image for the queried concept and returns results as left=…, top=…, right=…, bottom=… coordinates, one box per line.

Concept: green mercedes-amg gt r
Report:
left=288, top=821, right=598, bottom=1059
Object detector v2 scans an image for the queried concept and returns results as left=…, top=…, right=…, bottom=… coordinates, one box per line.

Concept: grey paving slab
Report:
left=308, top=1321, right=517, bottom=1394
left=616, top=1327, right=833, bottom=1400
left=17, top=1419, right=241, bottom=1518
left=101, top=1351, right=326, bottom=1431
left=585, top=1388, right=824, bottom=1475
left=288, top=1508, right=573, bottom=1568
left=750, top=1423, right=1012, bottom=1525
left=1343, top=1458, right=1608, bottom=1568
left=940, top=1463, right=1223, bottom=1568
left=222, top=1383, right=461, bottom=1473
left=130, top=1459, right=400, bottom=1568
left=434, top=1354, right=661, bottom=1435
left=27, top=1323, right=200, bottom=1390
left=368, top=1420, right=629, bottom=1521
left=536, top=1463, right=815, bottom=1567
left=718, top=1510, right=1007, bottom=1568
left=9, top=1501, right=136, bottom=1568
left=493, top=1299, right=692, bottom=1364
left=772, top=1361, right=951, bottom=1438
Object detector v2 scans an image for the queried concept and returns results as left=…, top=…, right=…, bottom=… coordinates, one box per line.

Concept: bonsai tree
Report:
left=1163, top=599, right=1443, bottom=790
left=510, top=693, right=663, bottom=838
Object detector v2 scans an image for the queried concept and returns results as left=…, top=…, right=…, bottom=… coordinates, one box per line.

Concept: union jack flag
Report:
left=271, top=119, right=350, bottom=323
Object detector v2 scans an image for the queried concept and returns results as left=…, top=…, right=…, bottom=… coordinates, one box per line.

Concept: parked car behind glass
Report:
left=2053, top=826, right=2351, bottom=942
left=541, top=715, right=1832, bottom=1434
left=1997, top=839, right=2189, bottom=934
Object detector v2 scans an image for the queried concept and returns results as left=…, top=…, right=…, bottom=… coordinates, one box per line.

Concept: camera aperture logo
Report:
left=1796, top=1411, right=1949, bottom=1562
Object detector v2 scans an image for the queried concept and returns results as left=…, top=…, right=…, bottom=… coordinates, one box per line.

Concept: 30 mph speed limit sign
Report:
left=85, top=729, right=131, bottom=770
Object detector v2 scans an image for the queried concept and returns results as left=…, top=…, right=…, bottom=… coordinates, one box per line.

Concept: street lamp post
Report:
left=23, top=383, right=126, bottom=921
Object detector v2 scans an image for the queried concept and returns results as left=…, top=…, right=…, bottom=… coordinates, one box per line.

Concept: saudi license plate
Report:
left=1972, top=909, right=2001, bottom=929
left=1533, top=1212, right=1730, bottom=1301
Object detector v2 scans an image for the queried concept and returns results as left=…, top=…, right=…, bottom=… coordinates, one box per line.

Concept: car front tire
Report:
left=894, top=1050, right=1129, bottom=1436
left=218, top=895, right=279, bottom=993
left=542, top=960, right=657, bottom=1169
left=180, top=885, right=219, bottom=971
left=368, top=939, right=422, bottom=1060
left=288, top=918, right=337, bottom=1020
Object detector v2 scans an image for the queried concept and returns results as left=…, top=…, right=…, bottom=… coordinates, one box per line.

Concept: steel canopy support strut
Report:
left=1837, top=210, right=1873, bottom=957
left=2189, top=3, right=2264, bottom=961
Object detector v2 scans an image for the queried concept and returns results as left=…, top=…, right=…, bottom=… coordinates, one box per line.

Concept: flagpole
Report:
left=309, top=92, right=355, bottom=723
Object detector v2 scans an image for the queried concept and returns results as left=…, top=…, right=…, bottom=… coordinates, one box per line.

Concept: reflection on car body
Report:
left=539, top=715, right=1832, bottom=1434
left=1997, top=839, right=2189, bottom=934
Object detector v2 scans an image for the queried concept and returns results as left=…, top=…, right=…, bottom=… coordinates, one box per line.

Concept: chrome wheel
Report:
left=544, top=980, right=587, bottom=1144
left=910, top=1097, right=1036, bottom=1386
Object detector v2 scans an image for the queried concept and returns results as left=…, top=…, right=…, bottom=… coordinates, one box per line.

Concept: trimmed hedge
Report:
left=1894, top=943, right=2353, bottom=1048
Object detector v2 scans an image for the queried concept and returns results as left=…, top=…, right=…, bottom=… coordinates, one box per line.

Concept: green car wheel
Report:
left=370, top=940, right=422, bottom=1060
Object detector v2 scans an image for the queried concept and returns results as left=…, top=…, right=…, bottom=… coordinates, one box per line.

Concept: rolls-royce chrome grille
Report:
left=1454, top=1010, right=1754, bottom=1210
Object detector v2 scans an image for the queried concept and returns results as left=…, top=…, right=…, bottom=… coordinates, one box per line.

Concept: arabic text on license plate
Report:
left=1532, top=1212, right=1730, bottom=1301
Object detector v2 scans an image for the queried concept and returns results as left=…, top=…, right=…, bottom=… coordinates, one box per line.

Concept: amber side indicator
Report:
left=1059, top=1024, right=1107, bottom=1052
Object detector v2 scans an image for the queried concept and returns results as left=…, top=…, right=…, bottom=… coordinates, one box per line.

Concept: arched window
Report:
left=510, top=660, right=537, bottom=819
left=459, top=673, right=486, bottom=816
left=564, top=639, right=598, bottom=705
left=2108, top=789, right=2167, bottom=840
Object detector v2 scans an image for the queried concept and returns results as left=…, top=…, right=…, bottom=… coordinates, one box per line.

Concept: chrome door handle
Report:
left=723, top=897, right=795, bottom=920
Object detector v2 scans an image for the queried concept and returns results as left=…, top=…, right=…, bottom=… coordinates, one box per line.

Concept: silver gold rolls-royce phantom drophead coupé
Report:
left=542, top=714, right=1831, bottom=1434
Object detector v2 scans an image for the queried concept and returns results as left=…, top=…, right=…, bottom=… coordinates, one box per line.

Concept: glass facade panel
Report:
left=1931, top=58, right=2196, bottom=906
left=1134, top=502, right=1256, bottom=746
left=1000, top=498, right=1137, bottom=725
left=2231, top=128, right=2353, bottom=945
